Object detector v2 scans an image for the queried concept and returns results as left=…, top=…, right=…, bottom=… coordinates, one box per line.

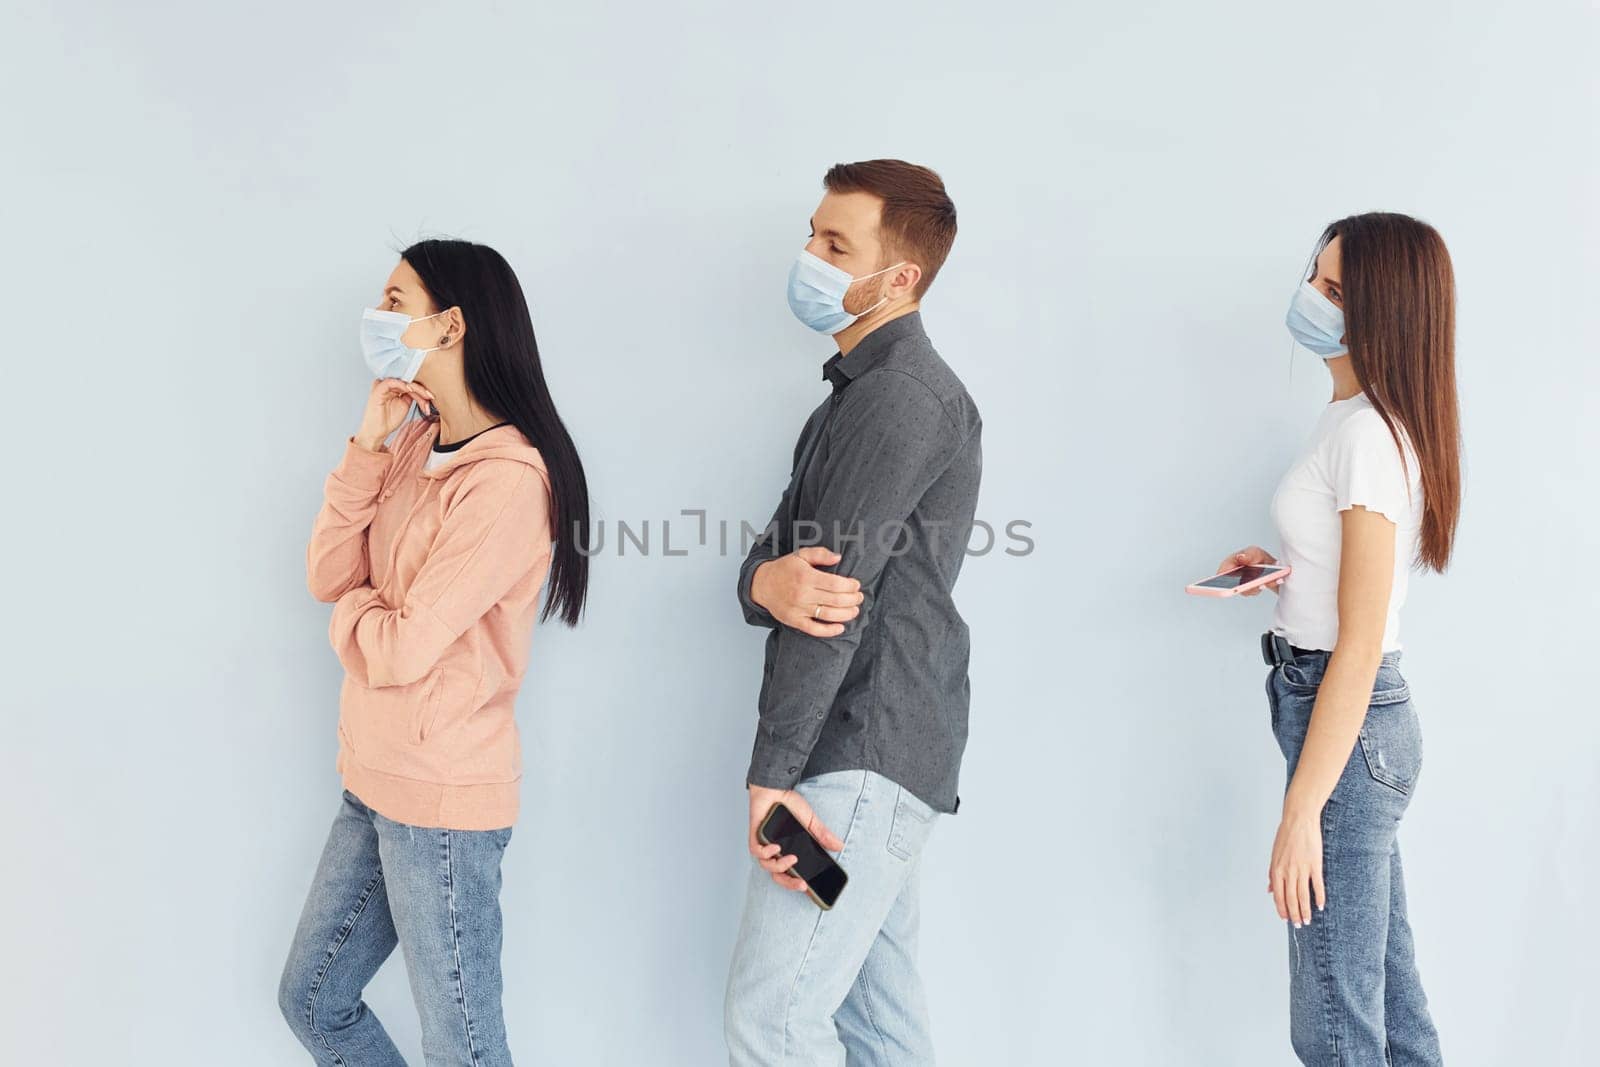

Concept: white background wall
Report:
left=4, top=2, right=1596, bottom=1063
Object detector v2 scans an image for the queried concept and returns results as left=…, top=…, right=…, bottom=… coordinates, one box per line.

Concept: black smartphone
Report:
left=757, top=803, right=849, bottom=910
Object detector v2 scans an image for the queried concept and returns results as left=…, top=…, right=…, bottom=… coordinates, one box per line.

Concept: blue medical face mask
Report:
left=1285, top=280, right=1348, bottom=358
left=359, top=307, right=453, bottom=381
left=786, top=250, right=906, bottom=335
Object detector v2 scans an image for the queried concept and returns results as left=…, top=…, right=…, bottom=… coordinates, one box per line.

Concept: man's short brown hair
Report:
left=823, top=159, right=957, bottom=298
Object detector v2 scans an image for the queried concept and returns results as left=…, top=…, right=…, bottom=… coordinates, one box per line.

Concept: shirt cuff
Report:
left=746, top=737, right=812, bottom=791
left=737, top=555, right=778, bottom=627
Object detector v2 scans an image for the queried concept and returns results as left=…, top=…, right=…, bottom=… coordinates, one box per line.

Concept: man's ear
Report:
left=893, top=263, right=923, bottom=296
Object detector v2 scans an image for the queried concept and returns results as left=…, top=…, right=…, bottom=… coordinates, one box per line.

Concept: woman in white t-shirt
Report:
left=1219, top=213, right=1461, bottom=1066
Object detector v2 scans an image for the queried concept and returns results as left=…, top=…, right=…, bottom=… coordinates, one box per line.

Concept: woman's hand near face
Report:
left=354, top=379, right=435, bottom=452
left=1218, top=545, right=1284, bottom=596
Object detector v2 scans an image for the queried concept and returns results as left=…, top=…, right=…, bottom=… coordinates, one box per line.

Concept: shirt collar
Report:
left=820, top=310, right=926, bottom=393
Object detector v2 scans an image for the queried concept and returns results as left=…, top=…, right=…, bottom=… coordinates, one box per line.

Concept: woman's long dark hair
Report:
left=401, top=239, right=590, bottom=625
left=1312, top=213, right=1461, bottom=572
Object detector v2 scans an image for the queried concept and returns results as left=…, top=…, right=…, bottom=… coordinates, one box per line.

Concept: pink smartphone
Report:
left=1186, top=563, right=1291, bottom=597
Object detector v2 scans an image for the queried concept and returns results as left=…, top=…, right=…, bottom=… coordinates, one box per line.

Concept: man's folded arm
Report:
left=747, top=374, right=958, bottom=787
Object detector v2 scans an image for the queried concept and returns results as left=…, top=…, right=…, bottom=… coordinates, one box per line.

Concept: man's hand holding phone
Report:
left=751, top=548, right=865, bottom=637
left=747, top=784, right=844, bottom=893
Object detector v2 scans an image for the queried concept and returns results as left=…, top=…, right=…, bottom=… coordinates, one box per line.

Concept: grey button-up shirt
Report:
left=737, top=311, right=982, bottom=813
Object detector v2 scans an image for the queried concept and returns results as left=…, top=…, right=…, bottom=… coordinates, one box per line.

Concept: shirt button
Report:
left=787, top=766, right=798, bottom=774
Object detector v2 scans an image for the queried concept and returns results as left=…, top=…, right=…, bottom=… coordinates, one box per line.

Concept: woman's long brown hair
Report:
left=1316, top=212, right=1461, bottom=572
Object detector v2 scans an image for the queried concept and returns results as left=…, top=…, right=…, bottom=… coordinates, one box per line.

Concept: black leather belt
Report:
left=1261, top=632, right=1326, bottom=666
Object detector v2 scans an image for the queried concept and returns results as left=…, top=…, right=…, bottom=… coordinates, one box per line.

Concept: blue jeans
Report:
left=1267, top=650, right=1444, bottom=1066
left=724, top=769, right=941, bottom=1066
left=278, top=790, right=514, bottom=1066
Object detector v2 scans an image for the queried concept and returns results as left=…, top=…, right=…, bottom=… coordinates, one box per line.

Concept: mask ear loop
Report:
left=857, top=295, right=891, bottom=320
left=427, top=309, right=462, bottom=419
left=852, top=261, right=909, bottom=321
left=857, top=260, right=907, bottom=282
left=406, top=307, right=453, bottom=339
left=406, top=310, right=453, bottom=421
left=412, top=308, right=458, bottom=357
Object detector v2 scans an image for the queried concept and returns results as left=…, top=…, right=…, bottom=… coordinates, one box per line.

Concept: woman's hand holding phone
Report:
left=1218, top=546, right=1285, bottom=596
left=354, top=378, right=436, bottom=452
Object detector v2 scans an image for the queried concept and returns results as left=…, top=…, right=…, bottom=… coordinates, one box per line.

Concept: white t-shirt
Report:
left=1270, top=393, right=1423, bottom=652
left=424, top=442, right=453, bottom=470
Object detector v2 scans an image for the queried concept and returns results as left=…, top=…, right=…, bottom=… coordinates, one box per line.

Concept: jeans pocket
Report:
left=1370, top=664, right=1410, bottom=707
left=1279, top=660, right=1322, bottom=693
left=887, top=785, right=937, bottom=861
left=1359, top=700, right=1422, bottom=795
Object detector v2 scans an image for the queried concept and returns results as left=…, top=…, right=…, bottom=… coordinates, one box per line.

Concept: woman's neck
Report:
left=420, top=375, right=501, bottom=446
left=1326, top=355, right=1363, bottom=402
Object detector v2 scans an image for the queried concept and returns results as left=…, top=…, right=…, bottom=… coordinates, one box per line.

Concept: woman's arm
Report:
left=1268, top=504, right=1395, bottom=926
left=307, top=380, right=436, bottom=602
left=329, top=462, right=552, bottom=689
left=306, top=435, right=395, bottom=602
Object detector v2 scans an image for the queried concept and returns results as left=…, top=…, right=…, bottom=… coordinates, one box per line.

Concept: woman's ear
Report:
left=440, top=306, right=466, bottom=348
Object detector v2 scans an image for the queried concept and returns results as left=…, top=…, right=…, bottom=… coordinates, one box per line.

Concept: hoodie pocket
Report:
left=343, top=666, right=486, bottom=782
left=410, top=668, right=446, bottom=745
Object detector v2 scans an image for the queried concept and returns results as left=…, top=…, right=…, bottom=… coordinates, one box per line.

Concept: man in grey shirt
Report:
left=724, top=160, right=981, bottom=1066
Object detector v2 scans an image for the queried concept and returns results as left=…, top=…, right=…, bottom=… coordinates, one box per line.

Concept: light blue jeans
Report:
left=278, top=790, right=515, bottom=1066
left=724, top=769, right=941, bottom=1066
left=1268, top=650, right=1444, bottom=1066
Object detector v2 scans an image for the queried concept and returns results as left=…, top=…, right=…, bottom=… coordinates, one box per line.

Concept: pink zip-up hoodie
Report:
left=307, top=414, right=554, bottom=830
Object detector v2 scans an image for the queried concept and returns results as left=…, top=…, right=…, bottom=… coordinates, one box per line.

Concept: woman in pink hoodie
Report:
left=279, top=240, right=590, bottom=1066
